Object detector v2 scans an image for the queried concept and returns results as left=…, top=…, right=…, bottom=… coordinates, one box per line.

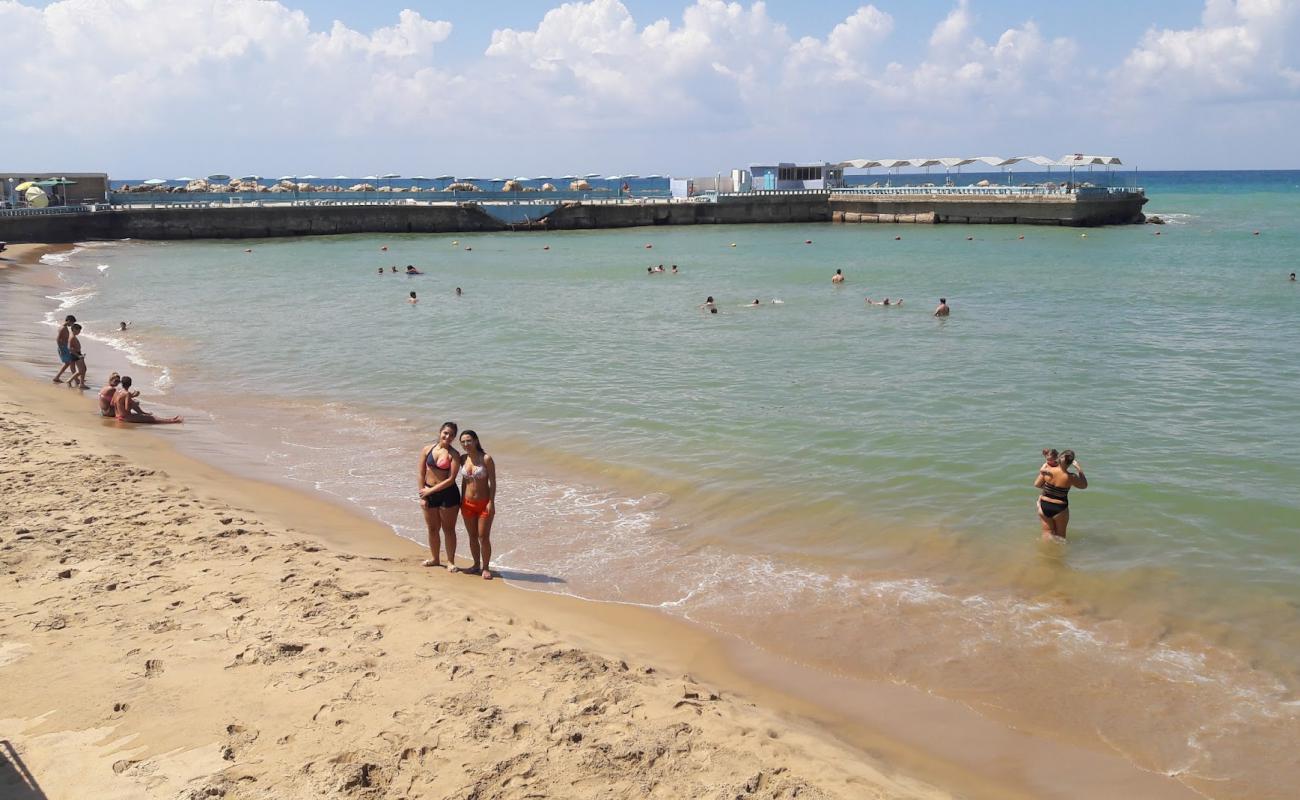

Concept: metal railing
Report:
left=828, top=185, right=1143, bottom=198
left=0, top=204, right=104, bottom=217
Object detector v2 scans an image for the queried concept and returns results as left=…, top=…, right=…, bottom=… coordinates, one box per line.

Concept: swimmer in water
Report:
left=832, top=268, right=844, bottom=284
left=671, top=265, right=678, bottom=274
left=746, top=299, right=761, bottom=307
left=391, top=266, right=397, bottom=273
left=699, top=296, right=716, bottom=312
left=378, top=267, right=384, bottom=275
left=406, top=265, right=423, bottom=275
left=1034, top=449, right=1087, bottom=540
left=409, top=291, right=418, bottom=305
left=866, top=298, right=902, bottom=306
left=119, top=321, right=130, bottom=331
left=418, top=421, right=463, bottom=570
left=933, top=298, right=950, bottom=317
left=455, top=287, right=463, bottom=296
left=1291, top=272, right=1297, bottom=281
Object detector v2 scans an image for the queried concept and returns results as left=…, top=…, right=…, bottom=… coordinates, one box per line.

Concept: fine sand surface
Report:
left=0, top=385, right=949, bottom=798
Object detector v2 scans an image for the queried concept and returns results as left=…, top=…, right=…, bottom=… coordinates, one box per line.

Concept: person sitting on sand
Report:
left=832, top=269, right=845, bottom=284
left=1034, top=449, right=1087, bottom=540
left=406, top=265, right=422, bottom=275
left=866, top=298, right=902, bottom=306
left=933, top=298, right=950, bottom=317
left=98, top=372, right=121, bottom=417
left=458, top=429, right=497, bottom=580
left=113, top=376, right=182, bottom=424
left=409, top=291, right=418, bottom=305
left=418, top=421, right=463, bottom=571
left=67, top=324, right=87, bottom=388
left=53, top=315, right=77, bottom=383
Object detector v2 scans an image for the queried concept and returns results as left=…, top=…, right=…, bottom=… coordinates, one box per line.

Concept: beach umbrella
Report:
left=583, top=173, right=601, bottom=179
left=240, top=175, right=261, bottom=181
left=362, top=175, right=379, bottom=181
left=490, top=177, right=506, bottom=182
left=14, top=180, right=37, bottom=191
left=278, top=175, right=296, bottom=181
left=560, top=175, right=578, bottom=180
left=331, top=175, right=350, bottom=180
left=380, top=173, right=400, bottom=179
left=410, top=176, right=430, bottom=181
left=173, top=177, right=195, bottom=182
left=531, top=176, right=551, bottom=181
left=434, top=175, right=455, bottom=181
left=142, top=178, right=168, bottom=185
left=644, top=174, right=664, bottom=179
left=25, top=185, right=49, bottom=208
left=300, top=175, right=319, bottom=180
left=207, top=174, right=231, bottom=182
left=462, top=176, right=481, bottom=181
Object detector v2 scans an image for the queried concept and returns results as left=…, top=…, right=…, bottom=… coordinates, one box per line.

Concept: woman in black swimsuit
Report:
left=418, top=421, right=463, bottom=570
left=1034, top=449, right=1088, bottom=540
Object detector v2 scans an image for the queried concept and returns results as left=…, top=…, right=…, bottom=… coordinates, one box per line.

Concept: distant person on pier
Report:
left=832, top=269, right=845, bottom=284
left=53, top=315, right=77, bottom=383
left=933, top=298, right=950, bottom=317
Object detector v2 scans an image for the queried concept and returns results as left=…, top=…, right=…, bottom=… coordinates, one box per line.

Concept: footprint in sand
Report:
left=144, top=659, right=164, bottom=677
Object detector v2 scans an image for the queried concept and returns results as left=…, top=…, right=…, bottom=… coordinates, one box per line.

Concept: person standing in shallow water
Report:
left=832, top=268, right=844, bottom=284
left=1034, top=449, right=1088, bottom=540
left=53, top=314, right=76, bottom=383
left=458, top=430, right=497, bottom=580
left=933, top=298, right=950, bottom=317
left=419, top=422, right=463, bottom=571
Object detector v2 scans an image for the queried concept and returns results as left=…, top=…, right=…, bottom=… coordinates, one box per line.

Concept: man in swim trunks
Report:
left=67, top=324, right=87, bottom=388
left=53, top=315, right=76, bottom=383
left=112, top=376, right=183, bottom=424
left=933, top=298, right=950, bottom=317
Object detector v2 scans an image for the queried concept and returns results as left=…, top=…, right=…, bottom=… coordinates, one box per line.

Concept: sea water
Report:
left=4, top=171, right=1299, bottom=798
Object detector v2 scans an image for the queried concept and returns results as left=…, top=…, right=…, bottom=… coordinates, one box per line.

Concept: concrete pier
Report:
left=0, top=189, right=1145, bottom=244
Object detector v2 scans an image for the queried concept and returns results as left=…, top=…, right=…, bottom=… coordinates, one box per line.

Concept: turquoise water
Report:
left=7, top=173, right=1300, bottom=798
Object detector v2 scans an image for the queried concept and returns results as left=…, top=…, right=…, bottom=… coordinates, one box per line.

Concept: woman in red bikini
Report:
left=418, top=421, right=463, bottom=570
left=458, top=430, right=497, bottom=579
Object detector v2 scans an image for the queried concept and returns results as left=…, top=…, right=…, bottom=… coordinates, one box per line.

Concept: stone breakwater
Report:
left=0, top=193, right=1144, bottom=243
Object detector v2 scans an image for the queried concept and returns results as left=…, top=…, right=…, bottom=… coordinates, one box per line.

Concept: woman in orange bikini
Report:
left=458, top=429, right=498, bottom=579
left=1034, top=449, right=1088, bottom=540
left=418, top=421, right=463, bottom=570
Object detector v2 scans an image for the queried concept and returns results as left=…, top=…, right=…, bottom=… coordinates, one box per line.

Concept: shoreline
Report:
left=1, top=243, right=1203, bottom=799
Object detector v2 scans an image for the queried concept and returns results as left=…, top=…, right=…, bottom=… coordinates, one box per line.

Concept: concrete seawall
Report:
left=828, top=192, right=1146, bottom=226
left=0, top=192, right=1142, bottom=243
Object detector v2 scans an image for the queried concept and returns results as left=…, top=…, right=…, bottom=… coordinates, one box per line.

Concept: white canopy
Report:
left=837, top=154, right=1123, bottom=169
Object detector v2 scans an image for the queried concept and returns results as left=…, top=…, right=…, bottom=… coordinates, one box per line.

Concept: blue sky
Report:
left=2, top=1, right=1296, bottom=176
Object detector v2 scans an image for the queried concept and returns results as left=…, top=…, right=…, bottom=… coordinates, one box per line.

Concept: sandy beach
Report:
left=0, top=378, right=958, bottom=800
left=0, top=245, right=953, bottom=799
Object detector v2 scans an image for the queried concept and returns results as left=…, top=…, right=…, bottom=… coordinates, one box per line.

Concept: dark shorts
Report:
left=58, top=344, right=72, bottom=364
left=424, top=485, right=462, bottom=509
left=1039, top=499, right=1068, bottom=519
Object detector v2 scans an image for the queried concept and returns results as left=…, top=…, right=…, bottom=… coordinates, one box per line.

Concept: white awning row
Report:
left=836, top=155, right=1123, bottom=169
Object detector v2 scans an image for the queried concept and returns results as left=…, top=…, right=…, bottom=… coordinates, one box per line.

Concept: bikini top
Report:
left=460, top=461, right=486, bottom=480
left=426, top=448, right=452, bottom=471
left=1040, top=481, right=1070, bottom=501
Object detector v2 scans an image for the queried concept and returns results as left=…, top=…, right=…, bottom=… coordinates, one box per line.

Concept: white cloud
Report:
left=1118, top=0, right=1300, bottom=99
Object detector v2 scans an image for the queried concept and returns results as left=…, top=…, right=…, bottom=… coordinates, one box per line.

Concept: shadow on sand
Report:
left=1, top=740, right=47, bottom=800
left=496, top=569, right=566, bottom=585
